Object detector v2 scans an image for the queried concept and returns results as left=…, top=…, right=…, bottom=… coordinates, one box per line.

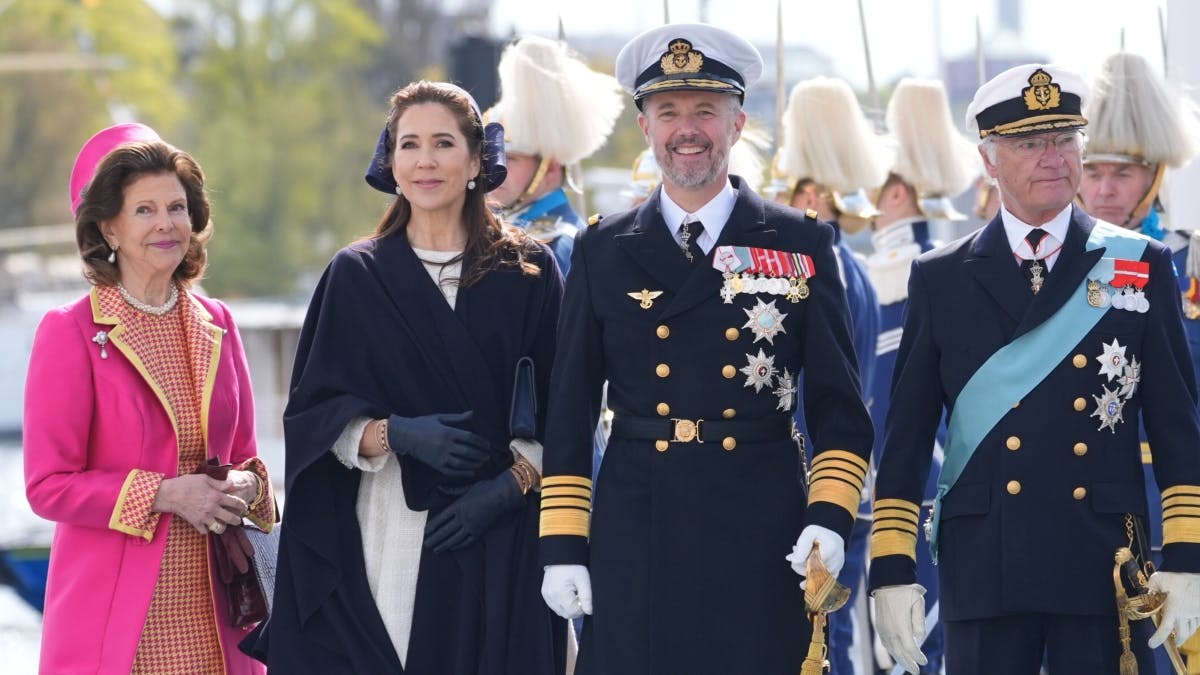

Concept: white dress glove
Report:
left=872, top=583, right=928, bottom=674
left=786, top=524, right=846, bottom=584
left=541, top=564, right=593, bottom=620
left=1148, top=571, right=1200, bottom=648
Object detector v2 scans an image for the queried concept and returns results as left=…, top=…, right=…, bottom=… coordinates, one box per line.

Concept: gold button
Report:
left=656, top=325, right=669, bottom=339
left=1072, top=354, right=1087, bottom=368
left=725, top=327, right=739, bottom=341
left=1006, top=436, right=1021, bottom=451
left=722, top=408, right=736, bottom=419
left=1006, top=480, right=1021, bottom=495
left=656, top=402, right=670, bottom=416
left=722, top=437, right=736, bottom=451
left=722, top=365, right=736, bottom=379
left=656, top=363, right=670, bottom=378
left=1073, top=487, right=1087, bottom=500
left=1073, top=397, right=1087, bottom=412
left=655, top=440, right=668, bottom=452
left=1073, top=442, right=1088, bottom=456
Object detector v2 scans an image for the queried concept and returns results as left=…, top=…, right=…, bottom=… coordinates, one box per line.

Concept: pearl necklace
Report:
left=116, top=282, right=179, bottom=316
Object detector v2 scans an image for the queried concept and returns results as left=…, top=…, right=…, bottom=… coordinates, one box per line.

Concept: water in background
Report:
left=0, top=442, right=45, bottom=675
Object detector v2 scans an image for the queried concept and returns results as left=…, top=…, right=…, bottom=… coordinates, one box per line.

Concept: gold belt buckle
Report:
left=671, top=418, right=703, bottom=443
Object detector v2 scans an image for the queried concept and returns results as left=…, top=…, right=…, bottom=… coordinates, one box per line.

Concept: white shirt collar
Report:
left=1001, top=203, right=1072, bottom=260
left=659, top=179, right=737, bottom=254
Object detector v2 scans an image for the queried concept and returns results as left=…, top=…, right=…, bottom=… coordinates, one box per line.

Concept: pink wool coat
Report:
left=24, top=288, right=269, bottom=674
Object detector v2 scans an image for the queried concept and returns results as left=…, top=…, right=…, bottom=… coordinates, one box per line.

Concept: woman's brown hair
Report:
left=372, top=81, right=540, bottom=286
left=75, top=141, right=213, bottom=288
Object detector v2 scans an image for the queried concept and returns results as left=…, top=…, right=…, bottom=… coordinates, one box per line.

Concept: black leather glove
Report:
left=423, top=471, right=525, bottom=553
left=387, top=411, right=491, bottom=479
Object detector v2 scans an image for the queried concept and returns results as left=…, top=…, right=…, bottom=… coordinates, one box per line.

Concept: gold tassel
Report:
left=799, top=541, right=850, bottom=675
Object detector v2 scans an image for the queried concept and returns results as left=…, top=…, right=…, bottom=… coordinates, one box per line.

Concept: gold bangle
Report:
left=515, top=457, right=541, bottom=492
left=248, top=473, right=267, bottom=510
left=510, top=465, right=532, bottom=495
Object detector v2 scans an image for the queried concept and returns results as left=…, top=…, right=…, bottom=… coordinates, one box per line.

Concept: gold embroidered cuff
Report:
left=870, top=498, right=921, bottom=560
left=1163, top=485, right=1200, bottom=544
left=808, top=449, right=868, bottom=516
left=540, top=475, right=593, bottom=538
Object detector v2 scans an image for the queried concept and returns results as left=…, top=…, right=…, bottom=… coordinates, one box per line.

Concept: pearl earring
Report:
left=467, top=179, right=477, bottom=191
left=107, top=243, right=117, bottom=264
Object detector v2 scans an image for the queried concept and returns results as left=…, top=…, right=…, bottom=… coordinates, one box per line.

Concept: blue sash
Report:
left=930, top=222, right=1149, bottom=559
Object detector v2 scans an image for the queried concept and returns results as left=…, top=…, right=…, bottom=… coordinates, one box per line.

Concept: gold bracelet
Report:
left=510, top=465, right=532, bottom=495
left=248, top=473, right=267, bottom=510
left=376, top=419, right=393, bottom=454
left=516, top=457, right=541, bottom=492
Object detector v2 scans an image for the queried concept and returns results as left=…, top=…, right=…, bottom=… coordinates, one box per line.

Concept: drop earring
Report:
left=467, top=179, right=477, bottom=191
left=394, top=185, right=402, bottom=195
left=107, top=243, right=117, bottom=264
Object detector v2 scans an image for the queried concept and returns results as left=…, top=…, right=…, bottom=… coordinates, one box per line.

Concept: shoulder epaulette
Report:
left=587, top=213, right=602, bottom=227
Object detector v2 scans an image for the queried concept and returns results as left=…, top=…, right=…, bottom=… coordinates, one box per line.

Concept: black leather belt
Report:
left=610, top=415, right=794, bottom=444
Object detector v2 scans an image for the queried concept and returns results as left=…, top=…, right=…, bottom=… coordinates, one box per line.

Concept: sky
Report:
left=487, top=0, right=1172, bottom=89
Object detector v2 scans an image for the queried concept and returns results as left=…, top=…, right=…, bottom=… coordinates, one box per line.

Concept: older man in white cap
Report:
left=869, top=63, right=1200, bottom=674
left=537, top=23, right=873, bottom=674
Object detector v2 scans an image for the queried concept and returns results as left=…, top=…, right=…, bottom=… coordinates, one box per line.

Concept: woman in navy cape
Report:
left=244, top=81, right=566, bottom=674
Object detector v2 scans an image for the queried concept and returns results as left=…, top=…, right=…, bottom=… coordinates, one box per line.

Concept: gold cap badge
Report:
left=660, top=39, right=704, bottom=76
left=1023, top=68, right=1061, bottom=111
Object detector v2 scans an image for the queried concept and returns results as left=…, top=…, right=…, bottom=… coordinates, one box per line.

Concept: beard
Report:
left=655, top=133, right=732, bottom=189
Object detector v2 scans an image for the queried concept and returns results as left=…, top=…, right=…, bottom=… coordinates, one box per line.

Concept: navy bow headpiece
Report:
left=365, top=83, right=507, bottom=195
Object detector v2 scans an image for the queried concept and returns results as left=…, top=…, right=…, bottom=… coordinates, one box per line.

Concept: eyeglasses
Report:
left=998, top=131, right=1085, bottom=159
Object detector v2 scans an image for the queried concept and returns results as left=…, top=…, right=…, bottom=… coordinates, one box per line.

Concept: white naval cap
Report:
left=966, top=63, right=1089, bottom=140
left=615, top=23, right=763, bottom=109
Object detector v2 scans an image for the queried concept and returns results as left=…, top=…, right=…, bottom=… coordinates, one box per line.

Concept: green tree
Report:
left=175, top=0, right=384, bottom=297
left=0, top=0, right=183, bottom=229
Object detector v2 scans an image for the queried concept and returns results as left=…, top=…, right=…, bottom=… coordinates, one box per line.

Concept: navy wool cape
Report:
left=243, top=231, right=567, bottom=674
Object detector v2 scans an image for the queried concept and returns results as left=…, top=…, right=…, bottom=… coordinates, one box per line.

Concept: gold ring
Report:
left=208, top=521, right=226, bottom=534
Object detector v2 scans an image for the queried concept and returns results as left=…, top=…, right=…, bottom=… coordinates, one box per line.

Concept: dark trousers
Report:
left=944, top=613, right=1158, bottom=675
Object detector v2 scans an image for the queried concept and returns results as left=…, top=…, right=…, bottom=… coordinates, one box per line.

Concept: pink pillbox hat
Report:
left=69, top=122, right=162, bottom=215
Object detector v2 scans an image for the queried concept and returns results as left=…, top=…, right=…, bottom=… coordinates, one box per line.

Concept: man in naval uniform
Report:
left=772, top=74, right=884, bottom=675
left=858, top=76, right=978, bottom=675
left=486, top=34, right=624, bottom=274
left=537, top=23, right=874, bottom=675
left=869, top=63, right=1200, bottom=675
left=1076, top=50, right=1200, bottom=671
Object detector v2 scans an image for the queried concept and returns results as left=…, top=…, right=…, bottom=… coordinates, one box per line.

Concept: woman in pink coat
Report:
left=23, top=123, right=276, bottom=674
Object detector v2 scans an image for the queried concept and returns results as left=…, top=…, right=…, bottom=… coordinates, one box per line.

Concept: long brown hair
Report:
left=75, top=141, right=212, bottom=288
left=373, top=81, right=540, bottom=286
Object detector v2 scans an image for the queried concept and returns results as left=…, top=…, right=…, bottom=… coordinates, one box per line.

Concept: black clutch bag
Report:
left=510, top=356, right=537, bottom=439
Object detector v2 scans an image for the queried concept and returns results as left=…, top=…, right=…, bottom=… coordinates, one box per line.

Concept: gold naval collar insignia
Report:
left=1023, top=68, right=1061, bottom=111
left=660, top=39, right=704, bottom=75
left=627, top=288, right=664, bottom=309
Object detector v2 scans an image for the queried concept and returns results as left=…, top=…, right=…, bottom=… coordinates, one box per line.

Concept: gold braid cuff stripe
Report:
left=540, top=497, right=592, bottom=511
left=543, top=475, right=594, bottom=489
left=540, top=508, right=590, bottom=538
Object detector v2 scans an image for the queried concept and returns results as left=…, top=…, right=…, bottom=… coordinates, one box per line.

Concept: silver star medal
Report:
left=1091, top=385, right=1126, bottom=433
left=1096, top=339, right=1127, bottom=381
left=740, top=348, right=777, bottom=393
left=773, top=368, right=797, bottom=411
left=720, top=281, right=737, bottom=304
left=1117, top=355, right=1142, bottom=398
left=742, top=298, right=788, bottom=345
